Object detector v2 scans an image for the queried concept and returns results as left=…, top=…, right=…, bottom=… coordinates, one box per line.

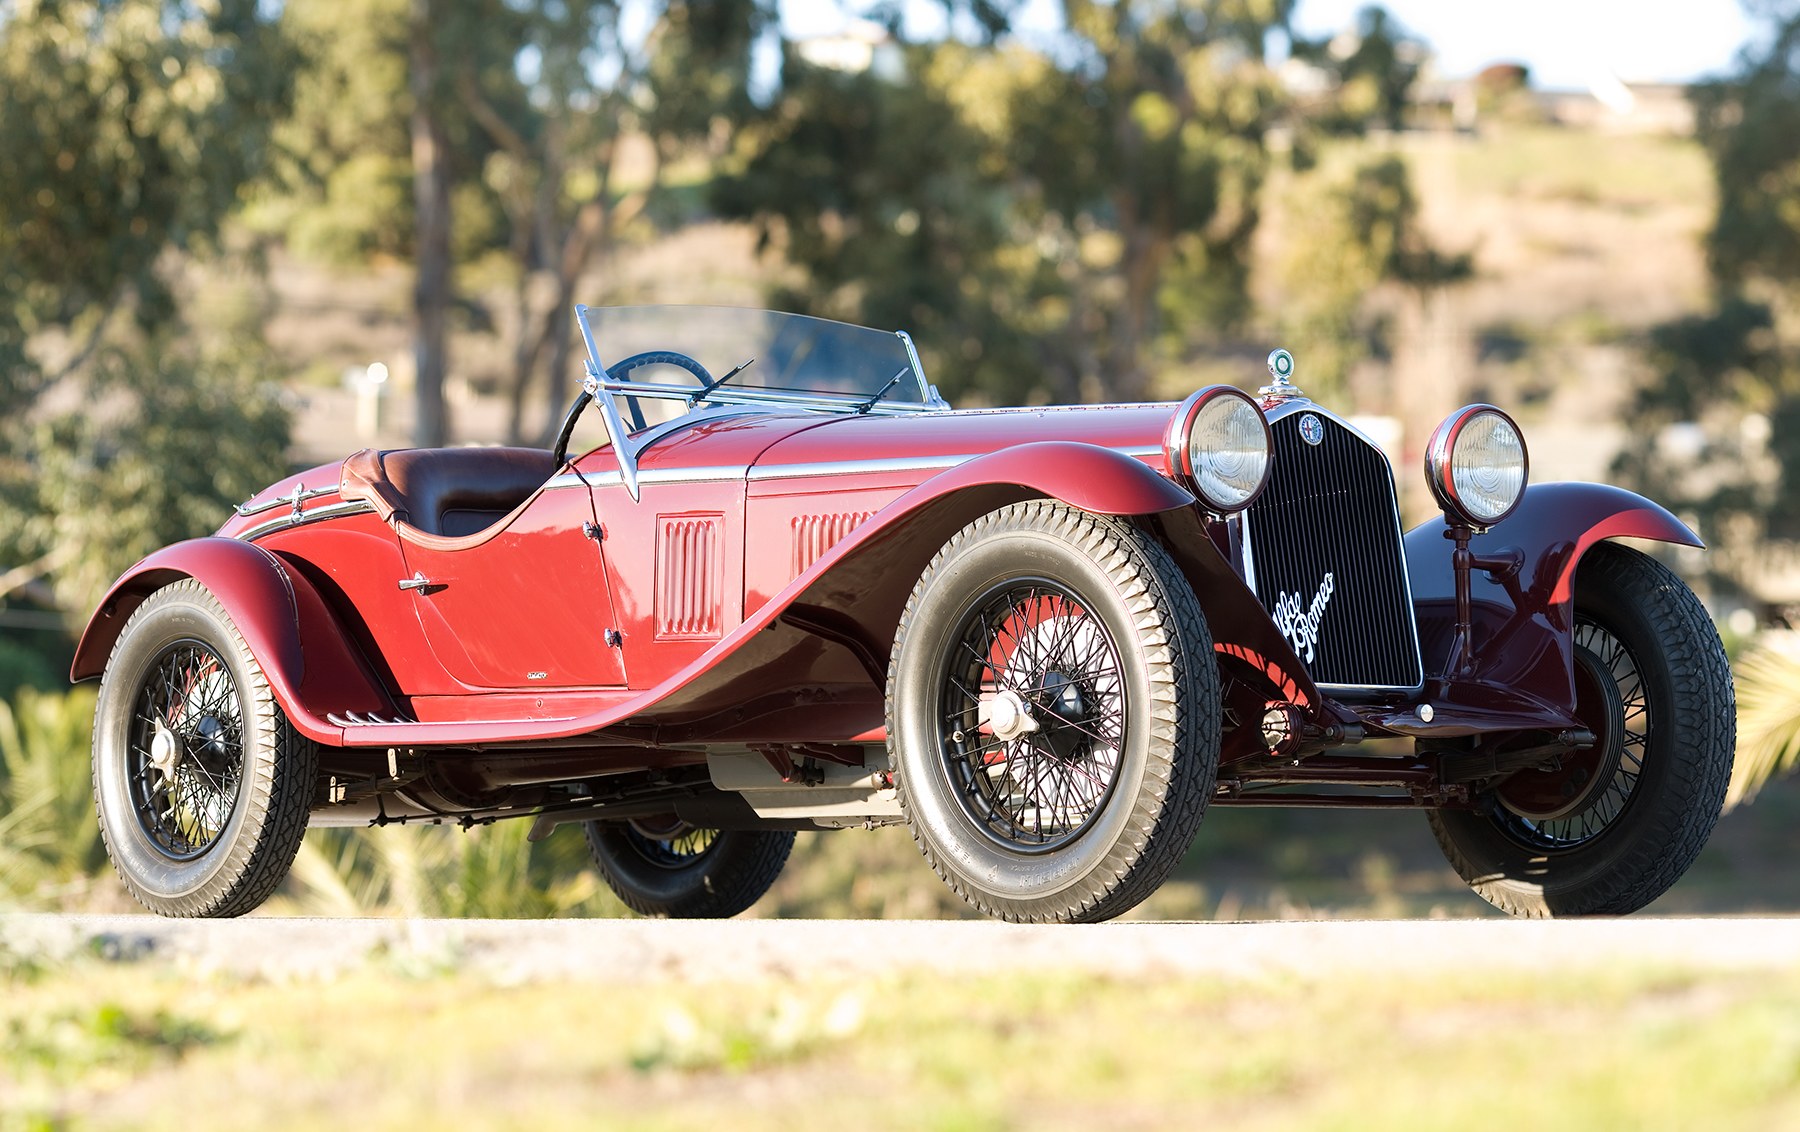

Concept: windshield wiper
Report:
left=689, top=356, right=755, bottom=406
left=854, top=367, right=908, bottom=414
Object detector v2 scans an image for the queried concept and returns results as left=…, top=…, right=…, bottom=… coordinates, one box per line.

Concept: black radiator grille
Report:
left=1242, top=409, right=1423, bottom=690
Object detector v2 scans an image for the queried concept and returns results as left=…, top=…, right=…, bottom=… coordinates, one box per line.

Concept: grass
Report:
left=5, top=938, right=1800, bottom=1131
left=1441, top=125, right=1712, bottom=211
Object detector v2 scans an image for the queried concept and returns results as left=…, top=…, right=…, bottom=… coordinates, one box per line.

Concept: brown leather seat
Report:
left=341, top=447, right=557, bottom=548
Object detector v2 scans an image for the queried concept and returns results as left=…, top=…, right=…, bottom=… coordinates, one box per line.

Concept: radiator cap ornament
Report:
left=1259, top=348, right=1304, bottom=402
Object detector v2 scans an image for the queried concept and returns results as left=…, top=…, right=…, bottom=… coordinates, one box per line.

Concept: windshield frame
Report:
left=573, top=304, right=946, bottom=499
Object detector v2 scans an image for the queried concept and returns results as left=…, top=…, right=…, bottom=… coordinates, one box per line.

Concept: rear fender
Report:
left=1403, top=481, right=1703, bottom=713
left=71, top=538, right=391, bottom=745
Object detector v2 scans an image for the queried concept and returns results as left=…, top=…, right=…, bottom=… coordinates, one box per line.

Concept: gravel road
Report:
left=7, top=914, right=1800, bottom=983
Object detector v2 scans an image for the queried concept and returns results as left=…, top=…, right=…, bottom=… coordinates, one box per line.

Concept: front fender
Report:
left=922, top=441, right=1197, bottom=515
left=1404, top=481, right=1703, bottom=715
left=71, top=538, right=391, bottom=745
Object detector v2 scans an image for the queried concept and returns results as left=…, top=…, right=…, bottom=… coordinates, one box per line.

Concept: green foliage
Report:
left=0, top=688, right=106, bottom=911
left=1292, top=5, right=1424, bottom=132
left=0, top=0, right=299, bottom=626
left=252, top=0, right=523, bottom=266
left=251, top=0, right=413, bottom=261
left=1612, top=298, right=1800, bottom=564
left=1276, top=151, right=1470, bottom=395
left=4, top=1001, right=226, bottom=1083
left=722, top=1, right=1434, bottom=406
left=717, top=44, right=1039, bottom=403
left=275, top=822, right=622, bottom=919
left=0, top=0, right=297, bottom=392
left=1615, top=5, right=1800, bottom=589
left=1693, top=8, right=1800, bottom=291
left=23, top=338, right=292, bottom=616
left=645, top=0, right=777, bottom=146
left=0, top=636, right=62, bottom=703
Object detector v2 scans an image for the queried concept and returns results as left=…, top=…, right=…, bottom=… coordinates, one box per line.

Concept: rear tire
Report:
left=584, top=820, right=793, bottom=918
left=92, top=580, right=317, bottom=917
left=1428, top=543, right=1734, bottom=916
left=887, top=500, right=1219, bottom=923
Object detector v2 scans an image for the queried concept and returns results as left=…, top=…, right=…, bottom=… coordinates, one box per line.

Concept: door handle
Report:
left=397, top=572, right=435, bottom=592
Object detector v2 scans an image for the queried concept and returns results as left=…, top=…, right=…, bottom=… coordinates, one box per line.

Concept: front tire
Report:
left=887, top=500, right=1220, bottom=923
left=1429, top=543, right=1735, bottom=916
left=584, top=820, right=794, bottom=918
left=92, top=579, right=317, bottom=917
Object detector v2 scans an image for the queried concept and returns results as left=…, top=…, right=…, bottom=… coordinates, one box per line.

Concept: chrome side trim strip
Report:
left=639, top=464, right=752, bottom=485
left=747, top=445, right=1161, bottom=482
left=748, top=453, right=971, bottom=481
left=235, top=499, right=375, bottom=542
left=544, top=463, right=751, bottom=493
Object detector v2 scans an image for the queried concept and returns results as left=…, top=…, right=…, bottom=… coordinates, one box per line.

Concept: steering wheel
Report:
left=610, top=350, right=714, bottom=386
left=550, top=350, right=718, bottom=469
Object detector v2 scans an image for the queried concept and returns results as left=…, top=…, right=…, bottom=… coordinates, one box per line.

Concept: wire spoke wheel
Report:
left=93, top=579, right=317, bottom=918
left=1494, top=619, right=1645, bottom=851
left=127, top=641, right=246, bottom=860
left=938, top=579, right=1127, bottom=852
left=1426, top=543, right=1734, bottom=917
left=621, top=820, right=720, bottom=868
left=585, top=819, right=793, bottom=918
left=888, top=500, right=1219, bottom=924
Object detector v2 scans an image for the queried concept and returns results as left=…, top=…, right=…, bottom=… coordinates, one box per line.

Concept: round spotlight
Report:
left=1425, top=404, right=1529, bottom=529
left=1163, top=386, right=1273, bottom=513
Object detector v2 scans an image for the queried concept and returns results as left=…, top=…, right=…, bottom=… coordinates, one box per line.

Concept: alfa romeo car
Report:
left=73, top=305, right=1736, bottom=922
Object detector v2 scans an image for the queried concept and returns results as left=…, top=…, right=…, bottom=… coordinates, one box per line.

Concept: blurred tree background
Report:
left=5, top=0, right=1800, bottom=916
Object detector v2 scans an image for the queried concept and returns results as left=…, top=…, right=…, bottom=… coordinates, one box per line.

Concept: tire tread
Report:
left=1429, top=543, right=1734, bottom=916
left=93, top=579, right=317, bottom=918
left=887, top=499, right=1219, bottom=923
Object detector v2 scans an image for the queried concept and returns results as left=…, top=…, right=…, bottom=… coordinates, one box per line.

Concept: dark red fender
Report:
left=70, top=538, right=394, bottom=745
left=916, top=440, right=1195, bottom=514
left=1402, top=481, right=1702, bottom=729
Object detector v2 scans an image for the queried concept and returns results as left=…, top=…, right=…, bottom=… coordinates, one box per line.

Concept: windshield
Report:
left=575, top=305, right=932, bottom=430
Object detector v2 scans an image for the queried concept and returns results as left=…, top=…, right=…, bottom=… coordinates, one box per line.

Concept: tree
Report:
left=720, top=1, right=1433, bottom=406
left=1612, top=3, right=1800, bottom=803
left=410, top=0, right=456, bottom=446
left=1291, top=4, right=1424, bottom=133
left=1275, top=152, right=1470, bottom=404
left=0, top=0, right=295, bottom=399
left=1614, top=4, right=1800, bottom=590
left=470, top=0, right=776, bottom=444
left=0, top=0, right=298, bottom=613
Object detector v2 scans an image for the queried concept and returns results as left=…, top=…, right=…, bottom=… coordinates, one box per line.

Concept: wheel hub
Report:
left=1032, top=671, right=1091, bottom=761
left=978, top=689, right=1040, bottom=742
left=194, top=715, right=231, bottom=768
left=1498, top=640, right=1628, bottom=823
left=149, top=721, right=181, bottom=780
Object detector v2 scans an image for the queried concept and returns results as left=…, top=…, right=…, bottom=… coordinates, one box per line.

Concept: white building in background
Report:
left=795, top=19, right=904, bottom=80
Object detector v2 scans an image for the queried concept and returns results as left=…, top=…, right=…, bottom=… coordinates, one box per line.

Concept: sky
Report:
left=779, top=0, right=1764, bottom=90
left=1287, top=0, right=1757, bottom=88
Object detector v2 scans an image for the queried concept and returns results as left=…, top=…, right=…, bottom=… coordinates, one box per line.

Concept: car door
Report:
left=398, top=483, right=627, bottom=689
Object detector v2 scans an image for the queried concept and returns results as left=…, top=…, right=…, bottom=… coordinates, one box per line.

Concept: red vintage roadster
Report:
left=73, top=306, right=1735, bottom=922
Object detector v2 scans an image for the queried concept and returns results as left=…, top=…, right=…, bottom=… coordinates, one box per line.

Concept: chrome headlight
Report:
left=1425, top=404, right=1528, bottom=529
left=1163, top=386, right=1273, bottom=513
